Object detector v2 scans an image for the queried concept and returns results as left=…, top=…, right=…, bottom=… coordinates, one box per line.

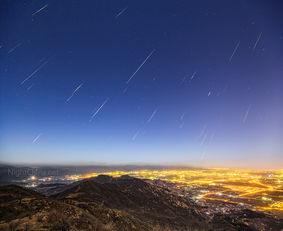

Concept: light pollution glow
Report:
left=68, top=168, right=283, bottom=214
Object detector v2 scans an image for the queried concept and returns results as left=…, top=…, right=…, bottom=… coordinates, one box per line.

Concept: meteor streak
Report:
left=132, top=129, right=141, bottom=141
left=116, top=7, right=128, bottom=18
left=190, top=71, right=197, bottom=80
left=147, top=109, right=158, bottom=123
left=21, top=61, right=48, bottom=85
left=90, top=98, right=109, bottom=122
left=253, top=32, right=262, bottom=50
left=32, top=4, right=48, bottom=16
left=229, top=41, right=240, bottom=62
left=126, top=49, right=155, bottom=84
left=66, top=83, right=84, bottom=102
left=243, top=105, right=251, bottom=123
left=33, top=134, right=42, bottom=143
left=8, top=43, right=22, bottom=54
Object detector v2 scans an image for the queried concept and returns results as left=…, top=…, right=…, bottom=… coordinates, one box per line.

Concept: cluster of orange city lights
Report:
left=68, top=168, right=283, bottom=214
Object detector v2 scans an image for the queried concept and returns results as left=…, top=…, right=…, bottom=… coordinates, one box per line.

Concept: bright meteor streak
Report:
left=126, top=49, right=156, bottom=84
left=21, top=61, right=48, bottom=85
left=66, top=83, right=84, bottom=102
left=90, top=98, right=109, bottom=122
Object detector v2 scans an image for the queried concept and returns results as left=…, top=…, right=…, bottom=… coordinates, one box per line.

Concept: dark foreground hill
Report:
left=0, top=175, right=282, bottom=231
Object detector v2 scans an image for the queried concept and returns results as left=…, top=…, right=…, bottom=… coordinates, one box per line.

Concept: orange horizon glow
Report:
left=67, top=168, right=283, bottom=214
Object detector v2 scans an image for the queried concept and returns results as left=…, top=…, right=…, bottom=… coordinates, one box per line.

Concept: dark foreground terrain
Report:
left=0, top=175, right=282, bottom=231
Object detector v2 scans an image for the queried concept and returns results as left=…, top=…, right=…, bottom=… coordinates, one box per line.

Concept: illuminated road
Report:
left=68, top=168, right=283, bottom=214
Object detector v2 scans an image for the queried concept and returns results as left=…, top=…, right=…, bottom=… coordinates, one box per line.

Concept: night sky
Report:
left=1, top=0, right=283, bottom=168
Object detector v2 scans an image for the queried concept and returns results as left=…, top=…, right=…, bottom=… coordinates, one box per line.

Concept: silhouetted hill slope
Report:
left=52, top=175, right=208, bottom=230
left=0, top=184, right=153, bottom=231
left=0, top=175, right=282, bottom=231
left=0, top=184, right=43, bottom=203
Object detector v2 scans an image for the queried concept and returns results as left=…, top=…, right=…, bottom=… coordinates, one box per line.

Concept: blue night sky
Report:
left=1, top=0, right=283, bottom=168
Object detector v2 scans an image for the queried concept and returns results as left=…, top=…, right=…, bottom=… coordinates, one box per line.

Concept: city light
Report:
left=68, top=168, right=283, bottom=214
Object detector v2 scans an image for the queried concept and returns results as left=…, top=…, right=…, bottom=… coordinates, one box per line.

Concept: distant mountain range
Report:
left=0, top=175, right=282, bottom=231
